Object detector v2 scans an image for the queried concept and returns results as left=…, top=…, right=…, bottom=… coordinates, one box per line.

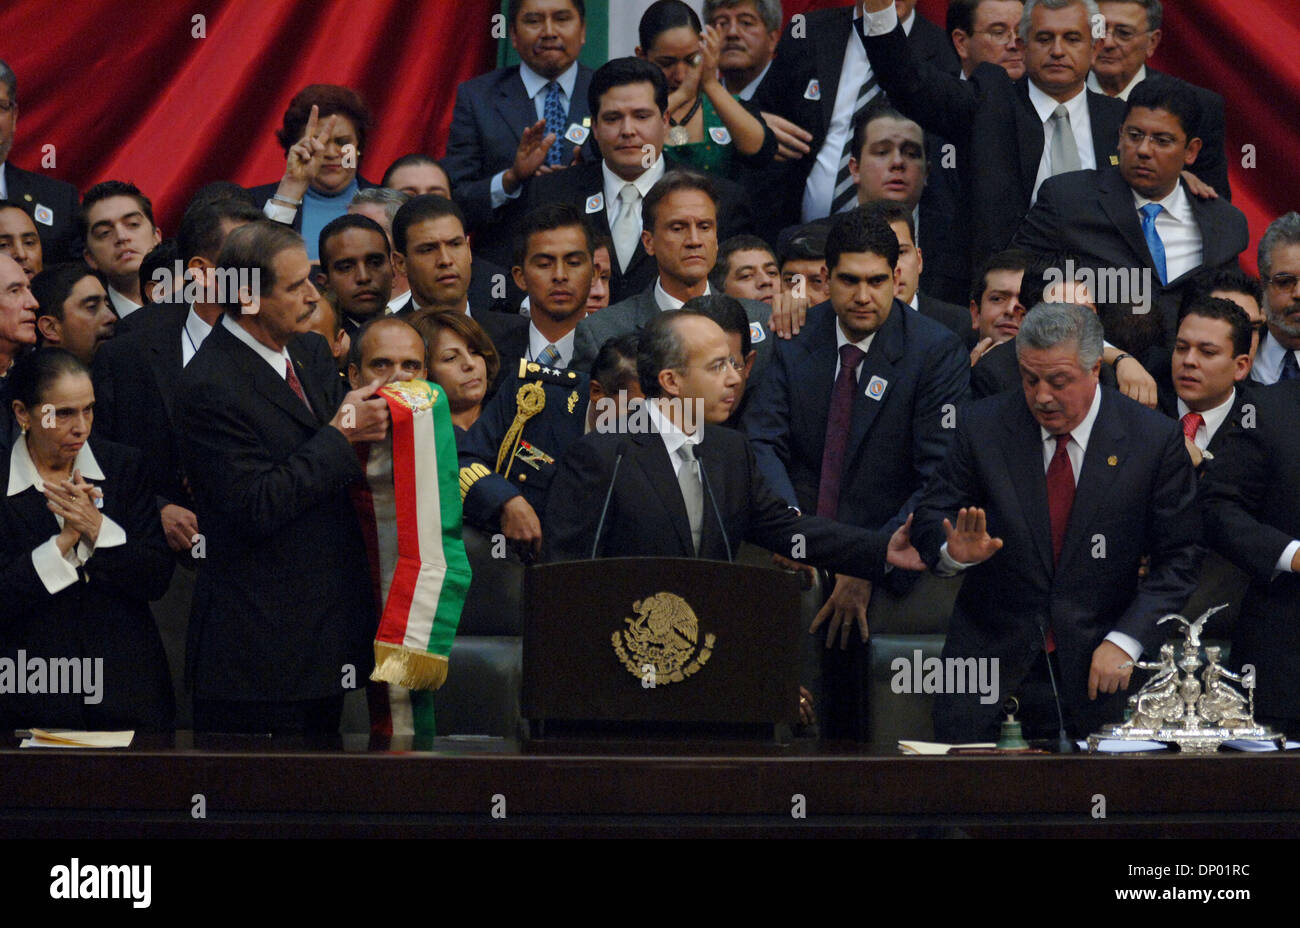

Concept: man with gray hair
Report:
left=704, top=0, right=782, bottom=99
left=0, top=60, right=79, bottom=263
left=912, top=301, right=1201, bottom=742
left=856, top=0, right=1126, bottom=274
left=1250, top=212, right=1300, bottom=385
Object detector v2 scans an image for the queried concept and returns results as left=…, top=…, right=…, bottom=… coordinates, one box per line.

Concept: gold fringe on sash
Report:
left=370, top=640, right=450, bottom=690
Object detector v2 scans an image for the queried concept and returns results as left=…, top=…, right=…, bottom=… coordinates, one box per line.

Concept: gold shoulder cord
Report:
left=496, top=382, right=547, bottom=478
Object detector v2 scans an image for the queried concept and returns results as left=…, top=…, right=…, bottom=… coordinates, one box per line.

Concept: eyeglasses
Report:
left=1102, top=25, right=1149, bottom=44
left=1265, top=273, right=1300, bottom=292
left=1121, top=127, right=1182, bottom=150
left=974, top=25, right=1023, bottom=46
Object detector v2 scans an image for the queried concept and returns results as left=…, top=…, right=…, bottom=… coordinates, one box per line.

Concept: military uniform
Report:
left=459, top=358, right=590, bottom=529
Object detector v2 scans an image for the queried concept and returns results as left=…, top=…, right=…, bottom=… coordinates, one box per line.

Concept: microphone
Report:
left=589, top=444, right=625, bottom=560
left=697, top=447, right=732, bottom=562
left=1036, top=619, right=1075, bottom=754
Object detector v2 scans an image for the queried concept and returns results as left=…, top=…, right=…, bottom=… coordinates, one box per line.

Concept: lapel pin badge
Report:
left=564, top=123, right=589, bottom=145
left=585, top=193, right=604, bottom=214
left=804, top=79, right=821, bottom=101
left=1109, top=155, right=1119, bottom=166
left=33, top=204, right=53, bottom=226
left=1107, top=455, right=1118, bottom=466
left=865, top=375, right=888, bottom=400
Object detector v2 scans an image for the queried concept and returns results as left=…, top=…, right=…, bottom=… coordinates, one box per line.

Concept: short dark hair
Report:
left=642, top=170, right=718, bottom=231
left=319, top=213, right=391, bottom=267
left=1181, top=267, right=1263, bottom=315
left=850, top=98, right=926, bottom=166
left=589, top=57, right=670, bottom=119
left=703, top=0, right=781, bottom=32
left=1113, top=0, right=1162, bottom=31
left=80, top=181, right=156, bottom=243
left=857, top=200, right=916, bottom=246
left=591, top=332, right=640, bottom=394
left=185, top=181, right=257, bottom=211
left=638, top=309, right=710, bottom=397
left=710, top=234, right=776, bottom=291
left=947, top=0, right=980, bottom=35
left=638, top=0, right=702, bottom=50
left=512, top=203, right=592, bottom=267
left=392, top=195, right=466, bottom=255
left=1178, top=296, right=1252, bottom=358
left=777, top=223, right=829, bottom=267
left=276, top=84, right=372, bottom=158
left=825, top=208, right=900, bottom=272
left=139, top=240, right=180, bottom=305
left=32, top=263, right=103, bottom=323
left=214, top=220, right=305, bottom=316
left=1018, top=252, right=1083, bottom=308
left=381, top=153, right=447, bottom=189
left=509, top=0, right=584, bottom=27
left=178, top=197, right=262, bottom=265
left=971, top=248, right=1031, bottom=305
left=1125, top=79, right=1201, bottom=140
left=684, top=293, right=751, bottom=356
left=8, top=346, right=88, bottom=410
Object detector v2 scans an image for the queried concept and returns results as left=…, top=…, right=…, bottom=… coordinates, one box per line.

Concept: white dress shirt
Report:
left=653, top=278, right=711, bottom=311
left=0, top=162, right=7, bottom=198
left=737, top=61, right=774, bottom=101
left=9, top=435, right=127, bottom=594
left=1248, top=331, right=1300, bottom=386
left=222, top=314, right=292, bottom=377
left=1176, top=388, right=1235, bottom=451
left=1087, top=64, right=1147, bottom=101
left=938, top=388, right=1142, bottom=659
left=646, top=400, right=701, bottom=478
left=181, top=306, right=214, bottom=367
left=1134, top=181, right=1202, bottom=283
left=108, top=285, right=143, bottom=320
left=1028, top=80, right=1096, bottom=203
left=491, top=61, right=581, bottom=209
left=527, top=323, right=575, bottom=369
left=603, top=154, right=666, bottom=245
left=833, top=319, right=877, bottom=382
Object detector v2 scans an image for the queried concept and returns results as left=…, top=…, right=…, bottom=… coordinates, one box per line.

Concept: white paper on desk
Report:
left=1221, top=739, right=1300, bottom=752
left=19, top=730, right=134, bottom=748
left=898, top=740, right=996, bottom=755
left=1077, top=739, right=1167, bottom=752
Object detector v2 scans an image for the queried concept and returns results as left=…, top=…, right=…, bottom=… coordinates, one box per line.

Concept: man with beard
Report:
left=1250, top=213, right=1300, bottom=386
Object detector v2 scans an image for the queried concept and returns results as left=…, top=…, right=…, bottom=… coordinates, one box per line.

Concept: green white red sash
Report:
left=370, top=379, right=471, bottom=693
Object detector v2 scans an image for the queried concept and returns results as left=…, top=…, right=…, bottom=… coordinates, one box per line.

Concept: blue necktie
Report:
left=1281, top=350, right=1300, bottom=382
left=537, top=343, right=561, bottom=368
left=1140, top=203, right=1168, bottom=286
left=543, top=81, right=565, bottom=167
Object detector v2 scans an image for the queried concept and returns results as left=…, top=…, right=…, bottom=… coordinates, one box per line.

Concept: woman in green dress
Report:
left=635, top=0, right=775, bottom=177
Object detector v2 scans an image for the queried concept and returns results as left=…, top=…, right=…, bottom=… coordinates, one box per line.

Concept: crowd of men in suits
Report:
left=2, top=0, right=1299, bottom=742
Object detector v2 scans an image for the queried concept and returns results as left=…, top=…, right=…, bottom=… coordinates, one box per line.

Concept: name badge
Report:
left=585, top=193, right=604, bottom=214
left=708, top=126, right=732, bottom=145
left=865, top=375, right=888, bottom=400
left=804, top=79, right=821, bottom=101
left=748, top=321, right=766, bottom=344
left=565, top=123, right=590, bottom=145
left=33, top=204, right=54, bottom=226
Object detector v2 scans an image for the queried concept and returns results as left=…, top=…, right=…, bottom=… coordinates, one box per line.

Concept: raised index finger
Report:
left=315, top=113, right=337, bottom=146
left=304, top=104, right=320, bottom=141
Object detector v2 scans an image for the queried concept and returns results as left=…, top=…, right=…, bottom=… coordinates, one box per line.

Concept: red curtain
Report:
left=3, top=0, right=1296, bottom=271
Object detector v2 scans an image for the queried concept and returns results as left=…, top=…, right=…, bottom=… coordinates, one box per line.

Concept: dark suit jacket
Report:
left=861, top=24, right=1127, bottom=271
left=570, top=283, right=773, bottom=379
left=0, top=438, right=175, bottom=730
left=1142, top=67, right=1229, bottom=200
left=743, top=299, right=970, bottom=536
left=972, top=338, right=1120, bottom=400
left=176, top=323, right=375, bottom=702
left=521, top=157, right=755, bottom=305
left=444, top=63, right=596, bottom=236
left=916, top=292, right=969, bottom=341
left=1011, top=168, right=1249, bottom=347
left=912, top=387, right=1202, bottom=740
left=246, top=176, right=377, bottom=236
left=1156, top=381, right=1254, bottom=460
left=4, top=162, right=81, bottom=262
left=1199, top=380, right=1300, bottom=718
left=544, top=418, right=890, bottom=583
left=92, top=302, right=190, bottom=510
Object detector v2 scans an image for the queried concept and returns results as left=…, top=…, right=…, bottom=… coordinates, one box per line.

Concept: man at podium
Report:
left=544, top=308, right=926, bottom=579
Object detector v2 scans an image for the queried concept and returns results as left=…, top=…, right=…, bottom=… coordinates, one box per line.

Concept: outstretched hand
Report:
left=942, top=507, right=1003, bottom=566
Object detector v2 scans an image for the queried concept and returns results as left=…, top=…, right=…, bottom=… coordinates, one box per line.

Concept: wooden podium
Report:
left=523, top=558, right=803, bottom=733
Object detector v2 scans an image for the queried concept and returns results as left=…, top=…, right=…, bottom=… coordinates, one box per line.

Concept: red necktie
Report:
left=816, top=344, right=866, bottom=518
left=1046, top=433, right=1075, bottom=566
left=1180, top=411, right=1204, bottom=443
left=285, top=358, right=314, bottom=414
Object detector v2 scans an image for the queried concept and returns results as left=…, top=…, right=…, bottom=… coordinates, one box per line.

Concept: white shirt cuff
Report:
left=935, top=541, right=976, bottom=577
left=863, top=4, right=899, bottom=35
left=1276, top=540, right=1300, bottom=576
left=262, top=199, right=298, bottom=225
left=490, top=170, right=522, bottom=209
left=78, top=515, right=127, bottom=563
left=1105, top=631, right=1142, bottom=662
left=32, top=536, right=79, bottom=594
